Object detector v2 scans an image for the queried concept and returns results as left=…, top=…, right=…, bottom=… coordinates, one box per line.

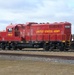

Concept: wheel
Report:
left=64, top=47, right=69, bottom=51
left=49, top=44, right=54, bottom=51
left=7, top=46, right=11, bottom=50
left=12, top=46, right=17, bottom=50
left=43, top=43, right=49, bottom=51
left=11, top=44, right=17, bottom=50
left=19, top=48, right=22, bottom=50
left=64, top=45, right=69, bottom=51
left=2, top=46, right=5, bottom=50
left=59, top=46, right=64, bottom=51
left=49, top=47, right=54, bottom=51
left=11, top=43, right=17, bottom=50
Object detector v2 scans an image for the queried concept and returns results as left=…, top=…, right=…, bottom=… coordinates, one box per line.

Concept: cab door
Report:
left=15, top=26, right=20, bottom=37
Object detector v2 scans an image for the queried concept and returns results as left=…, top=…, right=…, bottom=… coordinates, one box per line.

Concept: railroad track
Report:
left=0, top=51, right=74, bottom=60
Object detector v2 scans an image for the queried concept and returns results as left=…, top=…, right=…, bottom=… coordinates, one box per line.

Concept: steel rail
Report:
left=0, top=52, right=74, bottom=60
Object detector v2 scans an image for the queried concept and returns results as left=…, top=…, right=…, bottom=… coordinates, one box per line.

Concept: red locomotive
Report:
left=0, top=22, right=71, bottom=51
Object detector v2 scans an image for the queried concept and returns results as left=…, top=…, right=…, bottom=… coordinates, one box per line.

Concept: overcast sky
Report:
left=0, top=0, right=74, bottom=33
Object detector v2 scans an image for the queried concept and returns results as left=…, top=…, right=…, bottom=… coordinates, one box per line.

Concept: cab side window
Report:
left=8, top=28, right=13, bottom=32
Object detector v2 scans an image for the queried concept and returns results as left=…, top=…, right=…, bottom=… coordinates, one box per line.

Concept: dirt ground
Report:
left=0, top=60, right=74, bottom=75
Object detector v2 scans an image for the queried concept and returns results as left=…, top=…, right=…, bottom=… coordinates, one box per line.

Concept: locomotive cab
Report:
left=6, top=25, right=20, bottom=37
left=6, top=24, right=24, bottom=38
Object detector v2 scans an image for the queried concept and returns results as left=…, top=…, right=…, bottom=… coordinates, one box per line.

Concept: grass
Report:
left=0, top=60, right=74, bottom=75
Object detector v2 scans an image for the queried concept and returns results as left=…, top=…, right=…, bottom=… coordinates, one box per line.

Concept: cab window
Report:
left=8, top=28, right=13, bottom=32
left=65, top=25, right=70, bottom=28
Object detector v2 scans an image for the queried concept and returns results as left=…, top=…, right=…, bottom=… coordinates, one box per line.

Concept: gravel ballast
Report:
left=0, top=54, right=74, bottom=64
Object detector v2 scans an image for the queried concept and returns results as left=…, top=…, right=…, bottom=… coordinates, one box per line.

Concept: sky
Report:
left=0, top=0, right=74, bottom=33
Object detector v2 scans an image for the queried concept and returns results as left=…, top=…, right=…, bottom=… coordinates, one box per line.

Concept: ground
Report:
left=0, top=60, right=74, bottom=75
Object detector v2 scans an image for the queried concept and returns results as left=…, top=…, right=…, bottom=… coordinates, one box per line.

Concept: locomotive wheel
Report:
left=64, top=45, right=69, bottom=51
left=1, top=43, right=6, bottom=50
left=49, top=44, right=54, bottom=51
left=59, top=46, right=64, bottom=51
left=11, top=44, right=16, bottom=50
left=19, top=48, right=22, bottom=50
left=7, top=46, right=11, bottom=50
left=64, top=48, right=69, bottom=51
left=43, top=43, right=49, bottom=51
left=2, top=46, right=5, bottom=50
left=11, top=43, right=17, bottom=50
left=6, top=43, right=11, bottom=50
left=49, top=47, right=54, bottom=51
left=12, top=47, right=17, bottom=50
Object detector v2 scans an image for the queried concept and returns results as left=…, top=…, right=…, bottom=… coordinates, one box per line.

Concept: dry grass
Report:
left=0, top=60, right=74, bottom=75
